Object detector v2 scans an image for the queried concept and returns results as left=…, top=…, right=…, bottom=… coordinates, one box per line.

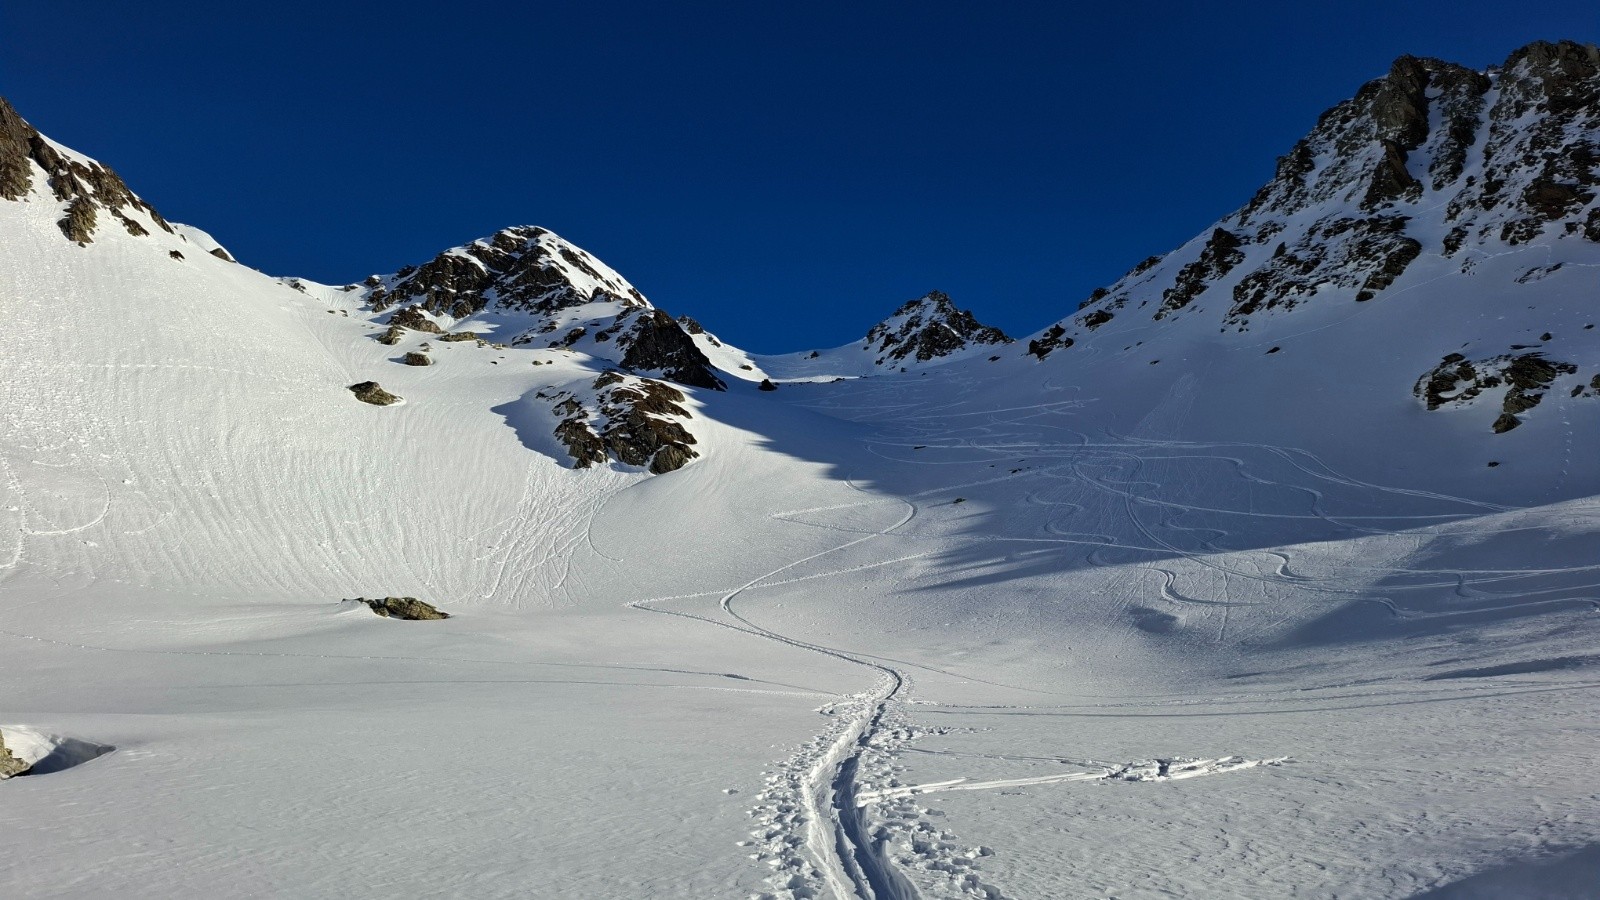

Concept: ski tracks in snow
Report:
left=630, top=487, right=926, bottom=899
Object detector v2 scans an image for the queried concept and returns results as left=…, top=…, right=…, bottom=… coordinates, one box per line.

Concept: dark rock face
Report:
left=1031, top=41, right=1600, bottom=351
left=349, top=382, right=401, bottom=406
left=862, top=291, right=1012, bottom=366
left=401, top=351, right=431, bottom=367
left=1444, top=42, right=1600, bottom=245
left=758, top=378, right=778, bottom=391
left=1415, top=351, right=1577, bottom=431
left=618, top=309, right=725, bottom=389
left=370, top=226, right=648, bottom=318
left=1229, top=216, right=1422, bottom=320
left=59, top=197, right=97, bottom=244
left=0, top=95, right=173, bottom=244
left=1157, top=229, right=1245, bottom=318
left=389, top=306, right=444, bottom=334
left=546, top=372, right=700, bottom=474
left=354, top=597, right=449, bottom=620
left=1079, top=309, right=1114, bottom=330
left=363, top=227, right=723, bottom=391
left=376, top=326, right=405, bottom=345
left=1027, top=324, right=1072, bottom=359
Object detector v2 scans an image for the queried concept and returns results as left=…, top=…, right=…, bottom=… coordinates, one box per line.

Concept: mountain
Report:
left=346, top=225, right=725, bottom=391
left=1022, top=40, right=1599, bottom=453
left=754, top=290, right=1013, bottom=380
left=4, top=40, right=1600, bottom=900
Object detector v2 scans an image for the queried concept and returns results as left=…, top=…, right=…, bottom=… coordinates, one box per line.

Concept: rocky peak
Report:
left=0, top=95, right=173, bottom=244
left=1028, top=39, right=1600, bottom=358
left=364, top=226, right=724, bottom=390
left=367, top=225, right=648, bottom=318
left=863, top=291, right=1012, bottom=365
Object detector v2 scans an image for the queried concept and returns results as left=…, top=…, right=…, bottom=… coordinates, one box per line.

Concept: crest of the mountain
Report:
left=863, top=291, right=1012, bottom=365
left=360, top=225, right=724, bottom=390
left=0, top=96, right=238, bottom=260
left=1028, top=40, right=1600, bottom=358
left=0, top=96, right=187, bottom=247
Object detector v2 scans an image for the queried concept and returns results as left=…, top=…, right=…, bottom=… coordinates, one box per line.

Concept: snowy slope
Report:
left=4, top=40, right=1600, bottom=900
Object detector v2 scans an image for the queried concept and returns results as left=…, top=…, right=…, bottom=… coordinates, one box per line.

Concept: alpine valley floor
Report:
left=4, top=321, right=1598, bottom=898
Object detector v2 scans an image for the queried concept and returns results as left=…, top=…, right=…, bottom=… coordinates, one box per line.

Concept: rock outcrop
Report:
left=1415, top=351, right=1579, bottom=432
left=543, top=371, right=700, bottom=474
left=354, top=226, right=724, bottom=390
left=349, top=382, right=401, bottom=406
left=0, top=95, right=174, bottom=244
left=354, top=597, right=450, bottom=620
left=863, top=291, right=1012, bottom=366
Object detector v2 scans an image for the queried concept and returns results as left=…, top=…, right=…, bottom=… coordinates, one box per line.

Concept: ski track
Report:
left=629, top=486, right=924, bottom=899
left=639, top=371, right=1599, bottom=896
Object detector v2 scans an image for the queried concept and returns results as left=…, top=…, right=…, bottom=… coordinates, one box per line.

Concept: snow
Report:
left=3, top=117, right=1600, bottom=900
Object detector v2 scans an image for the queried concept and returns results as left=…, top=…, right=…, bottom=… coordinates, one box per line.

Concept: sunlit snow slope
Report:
left=4, top=40, right=1600, bottom=900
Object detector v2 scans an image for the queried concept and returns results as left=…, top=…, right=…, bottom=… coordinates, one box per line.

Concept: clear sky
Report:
left=5, top=2, right=1595, bottom=352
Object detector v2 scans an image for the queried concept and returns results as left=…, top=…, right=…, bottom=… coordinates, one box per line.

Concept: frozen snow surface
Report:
left=4, top=42, right=1600, bottom=899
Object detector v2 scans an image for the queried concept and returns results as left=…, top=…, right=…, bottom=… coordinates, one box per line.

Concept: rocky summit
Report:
left=352, top=226, right=724, bottom=391
left=1031, top=40, right=1600, bottom=352
left=862, top=291, right=1013, bottom=366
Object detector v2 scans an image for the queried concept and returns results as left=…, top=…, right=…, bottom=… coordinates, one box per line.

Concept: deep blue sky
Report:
left=5, top=3, right=1594, bottom=351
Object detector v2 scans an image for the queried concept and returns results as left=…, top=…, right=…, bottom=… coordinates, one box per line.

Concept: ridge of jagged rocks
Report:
left=0, top=95, right=174, bottom=244
left=357, top=226, right=724, bottom=390
left=1028, top=40, right=1600, bottom=359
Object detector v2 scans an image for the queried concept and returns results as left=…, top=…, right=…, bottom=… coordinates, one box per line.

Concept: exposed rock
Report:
left=355, top=597, right=449, bottom=620
left=438, top=331, right=480, bottom=343
left=116, top=212, right=147, bottom=236
left=0, top=734, right=30, bottom=779
left=358, top=229, right=726, bottom=391
left=389, top=306, right=443, bottom=334
left=1079, top=310, right=1114, bottom=330
left=1230, top=216, right=1421, bottom=319
left=349, top=381, right=401, bottom=406
left=376, top=325, right=404, bottom=345
left=1492, top=412, right=1522, bottom=433
left=401, top=351, right=431, bottom=367
left=1523, top=179, right=1593, bottom=219
left=547, top=372, right=700, bottom=474
left=1365, top=139, right=1421, bottom=209
left=0, top=95, right=173, bottom=242
left=1157, top=229, right=1246, bottom=318
left=1027, top=324, right=1072, bottom=359
left=618, top=309, right=724, bottom=389
left=758, top=378, right=778, bottom=392
left=0, top=97, right=32, bottom=200
left=369, top=225, right=648, bottom=319
left=862, top=291, right=1013, bottom=366
left=59, top=196, right=96, bottom=244
left=555, top=417, right=608, bottom=467
left=1416, top=351, right=1577, bottom=430
left=208, top=246, right=235, bottom=262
